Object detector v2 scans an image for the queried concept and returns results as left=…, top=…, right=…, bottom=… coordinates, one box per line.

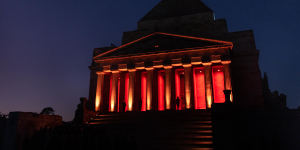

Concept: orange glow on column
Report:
left=141, top=72, right=147, bottom=111
left=108, top=75, right=113, bottom=112
left=95, top=73, right=104, bottom=111
left=117, top=76, right=120, bottom=112
left=204, top=65, right=213, bottom=108
left=184, top=66, right=192, bottom=109
left=158, top=70, right=165, bottom=111
left=110, top=73, right=118, bottom=112
left=128, top=71, right=135, bottom=111
left=146, top=69, right=153, bottom=111
left=164, top=68, right=172, bottom=110
left=212, top=66, right=225, bottom=103
left=193, top=68, right=206, bottom=109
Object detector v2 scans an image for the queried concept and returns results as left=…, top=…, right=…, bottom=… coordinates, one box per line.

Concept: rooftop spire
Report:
left=140, top=0, right=212, bottom=22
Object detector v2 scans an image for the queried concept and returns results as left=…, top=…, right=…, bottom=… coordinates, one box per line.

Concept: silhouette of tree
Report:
left=73, top=101, right=83, bottom=124
left=0, top=112, right=7, bottom=119
left=40, top=107, right=55, bottom=115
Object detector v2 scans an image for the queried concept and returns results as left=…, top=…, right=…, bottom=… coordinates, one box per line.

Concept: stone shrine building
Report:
left=88, top=0, right=264, bottom=113
left=10, top=1, right=296, bottom=150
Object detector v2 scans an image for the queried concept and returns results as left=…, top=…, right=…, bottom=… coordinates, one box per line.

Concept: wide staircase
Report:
left=88, top=111, right=214, bottom=150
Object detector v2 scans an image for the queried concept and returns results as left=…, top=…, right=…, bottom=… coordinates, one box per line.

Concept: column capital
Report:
left=153, top=60, right=164, bottom=68
left=211, top=55, right=222, bottom=63
left=128, top=69, right=137, bottom=72
left=221, top=60, right=231, bottom=65
left=211, top=60, right=222, bottom=63
left=191, top=56, right=202, bottom=65
left=136, top=62, right=145, bottom=70
left=145, top=67, right=154, bottom=71
left=118, top=64, right=128, bottom=72
left=203, top=62, right=213, bottom=66
left=171, top=58, right=182, bottom=67
left=183, top=64, right=192, bottom=68
left=103, top=65, right=111, bottom=73
left=164, top=66, right=173, bottom=69
left=154, top=65, right=164, bottom=69
left=112, top=70, right=120, bottom=74
left=96, top=72, right=105, bottom=75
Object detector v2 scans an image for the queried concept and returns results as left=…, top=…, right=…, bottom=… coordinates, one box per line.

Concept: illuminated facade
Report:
left=88, top=0, right=264, bottom=113
left=91, top=32, right=233, bottom=112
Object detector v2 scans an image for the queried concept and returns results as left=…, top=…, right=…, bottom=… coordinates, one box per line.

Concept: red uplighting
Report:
left=117, top=76, right=120, bottom=112
left=193, top=67, right=206, bottom=109
left=212, top=66, right=225, bottom=103
left=109, top=75, right=113, bottom=112
left=141, top=72, right=147, bottom=111
left=124, top=73, right=129, bottom=112
left=158, top=70, right=165, bottom=111
left=175, top=69, right=184, bottom=110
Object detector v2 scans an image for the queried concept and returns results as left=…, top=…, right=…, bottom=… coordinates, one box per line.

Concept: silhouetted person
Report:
left=223, top=90, right=232, bottom=104
left=122, top=102, right=127, bottom=112
left=138, top=99, right=142, bottom=111
left=176, top=97, right=180, bottom=110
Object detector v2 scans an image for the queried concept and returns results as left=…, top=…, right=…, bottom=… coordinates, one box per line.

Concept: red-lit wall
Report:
left=108, top=75, right=113, bottom=112
left=117, top=77, right=120, bottom=112
left=158, top=70, right=165, bottom=111
left=124, top=73, right=129, bottom=111
left=175, top=69, right=184, bottom=110
left=212, top=66, right=225, bottom=103
left=193, top=67, right=206, bottom=109
left=141, top=72, right=147, bottom=111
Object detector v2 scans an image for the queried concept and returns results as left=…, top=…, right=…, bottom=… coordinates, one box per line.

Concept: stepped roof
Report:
left=140, top=0, right=212, bottom=22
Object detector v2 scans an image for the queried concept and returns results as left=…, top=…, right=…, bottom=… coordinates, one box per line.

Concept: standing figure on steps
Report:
left=122, top=102, right=127, bottom=112
left=176, top=97, right=180, bottom=110
left=138, top=99, right=142, bottom=111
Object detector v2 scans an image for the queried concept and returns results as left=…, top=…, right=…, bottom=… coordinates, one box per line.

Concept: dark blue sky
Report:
left=1, top=0, right=299, bottom=121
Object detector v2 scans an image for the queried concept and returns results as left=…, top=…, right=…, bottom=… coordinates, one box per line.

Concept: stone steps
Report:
left=89, top=111, right=214, bottom=150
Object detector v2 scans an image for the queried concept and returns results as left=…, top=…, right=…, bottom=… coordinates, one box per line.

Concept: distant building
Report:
left=1, top=112, right=62, bottom=150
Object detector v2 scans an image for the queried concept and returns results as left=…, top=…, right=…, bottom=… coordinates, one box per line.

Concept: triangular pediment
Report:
left=94, top=32, right=232, bottom=59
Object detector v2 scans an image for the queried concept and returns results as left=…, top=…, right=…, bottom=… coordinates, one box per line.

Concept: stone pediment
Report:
left=94, top=32, right=232, bottom=60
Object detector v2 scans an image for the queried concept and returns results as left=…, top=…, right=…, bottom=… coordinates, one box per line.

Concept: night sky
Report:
left=1, top=0, right=299, bottom=121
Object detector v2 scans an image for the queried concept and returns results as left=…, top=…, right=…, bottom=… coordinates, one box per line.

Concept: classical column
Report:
left=128, top=69, right=136, bottom=111
left=204, top=63, right=213, bottom=108
left=222, top=61, right=233, bottom=102
left=95, top=72, right=104, bottom=112
left=183, top=64, right=192, bottom=109
left=110, top=71, right=119, bottom=112
left=146, top=68, right=154, bottom=111
left=164, top=66, right=172, bottom=110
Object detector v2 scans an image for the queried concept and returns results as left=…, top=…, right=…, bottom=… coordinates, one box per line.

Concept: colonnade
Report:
left=95, top=60, right=232, bottom=112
